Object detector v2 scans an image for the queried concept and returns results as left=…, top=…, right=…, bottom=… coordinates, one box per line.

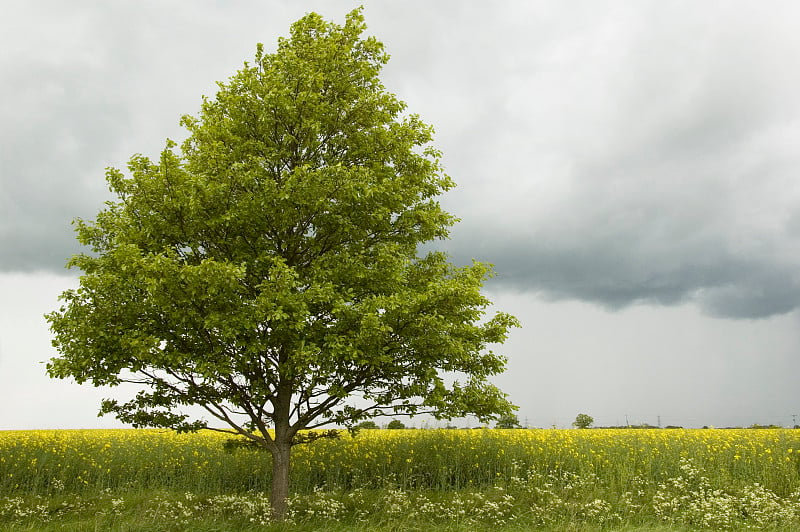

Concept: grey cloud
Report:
left=1, top=0, right=369, bottom=272
left=441, top=218, right=800, bottom=320
left=421, top=3, right=800, bottom=320
left=696, top=270, right=800, bottom=319
left=5, top=1, right=800, bottom=321
left=1, top=44, right=124, bottom=271
left=0, top=1, right=274, bottom=271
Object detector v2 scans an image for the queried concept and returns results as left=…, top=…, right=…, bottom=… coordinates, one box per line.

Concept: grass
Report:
left=1, top=488, right=784, bottom=531
left=2, top=428, right=800, bottom=530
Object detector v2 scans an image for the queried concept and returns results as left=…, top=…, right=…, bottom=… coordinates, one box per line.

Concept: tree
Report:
left=45, top=8, right=519, bottom=521
left=573, top=413, right=594, bottom=429
left=355, top=420, right=379, bottom=430
left=386, top=419, right=406, bottom=429
left=495, top=412, right=521, bottom=429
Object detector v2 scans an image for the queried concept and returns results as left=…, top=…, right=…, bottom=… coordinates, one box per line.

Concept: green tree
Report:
left=46, top=9, right=518, bottom=520
left=495, top=412, right=521, bottom=429
left=386, top=419, right=406, bottom=429
left=573, top=413, right=594, bottom=429
left=355, top=420, right=379, bottom=430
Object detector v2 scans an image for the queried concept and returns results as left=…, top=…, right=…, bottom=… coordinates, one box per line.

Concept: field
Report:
left=2, top=428, right=800, bottom=530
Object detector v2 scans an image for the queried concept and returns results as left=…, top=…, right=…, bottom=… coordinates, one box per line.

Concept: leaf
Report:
left=46, top=7, right=518, bottom=467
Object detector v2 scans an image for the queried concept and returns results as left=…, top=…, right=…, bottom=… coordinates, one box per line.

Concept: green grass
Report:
left=2, top=428, right=800, bottom=530
left=2, top=488, right=793, bottom=531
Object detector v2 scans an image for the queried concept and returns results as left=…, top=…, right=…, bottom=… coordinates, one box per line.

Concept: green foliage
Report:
left=45, top=7, right=518, bottom=452
left=386, top=419, right=405, bottom=430
left=355, top=420, right=379, bottom=430
left=572, top=413, right=594, bottom=429
left=494, top=413, right=521, bottom=429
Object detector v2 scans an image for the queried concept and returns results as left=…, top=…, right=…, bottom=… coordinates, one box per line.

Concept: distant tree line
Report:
left=354, top=417, right=798, bottom=430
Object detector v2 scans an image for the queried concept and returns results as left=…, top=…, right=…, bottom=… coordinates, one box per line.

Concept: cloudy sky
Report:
left=2, top=1, right=800, bottom=429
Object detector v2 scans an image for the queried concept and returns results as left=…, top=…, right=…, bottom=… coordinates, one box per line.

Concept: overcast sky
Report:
left=2, top=1, right=800, bottom=429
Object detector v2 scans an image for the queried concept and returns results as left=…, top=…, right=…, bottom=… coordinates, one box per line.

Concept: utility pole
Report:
left=657, top=415, right=661, bottom=428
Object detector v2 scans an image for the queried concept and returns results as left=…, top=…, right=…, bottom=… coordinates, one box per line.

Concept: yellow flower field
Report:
left=2, top=428, right=800, bottom=529
left=1, top=428, right=799, bottom=495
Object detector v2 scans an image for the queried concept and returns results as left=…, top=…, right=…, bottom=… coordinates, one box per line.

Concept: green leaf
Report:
left=46, top=7, right=518, bottom=458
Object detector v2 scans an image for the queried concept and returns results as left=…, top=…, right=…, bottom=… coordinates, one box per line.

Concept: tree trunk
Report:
left=269, top=439, right=292, bottom=521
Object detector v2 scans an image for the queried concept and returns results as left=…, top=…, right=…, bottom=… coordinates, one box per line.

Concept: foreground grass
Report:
left=2, top=428, right=800, bottom=529
left=2, top=488, right=793, bottom=531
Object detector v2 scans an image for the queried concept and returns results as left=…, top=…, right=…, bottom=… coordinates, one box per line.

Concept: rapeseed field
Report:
left=1, top=428, right=800, bottom=529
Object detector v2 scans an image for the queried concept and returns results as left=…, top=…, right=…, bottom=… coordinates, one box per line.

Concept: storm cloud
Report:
left=4, top=1, right=800, bottom=320
left=0, top=1, right=288, bottom=270
left=415, top=2, right=800, bottom=319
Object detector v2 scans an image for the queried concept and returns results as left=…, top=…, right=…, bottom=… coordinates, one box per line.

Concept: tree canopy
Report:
left=495, top=413, right=522, bottom=429
left=573, top=413, right=594, bottom=429
left=46, top=8, right=519, bottom=518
